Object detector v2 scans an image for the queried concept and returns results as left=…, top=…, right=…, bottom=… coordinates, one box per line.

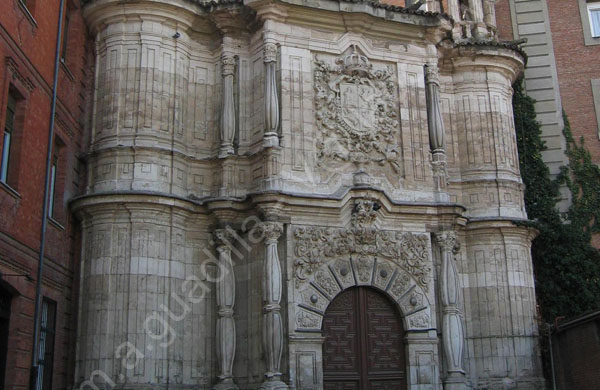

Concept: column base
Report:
left=263, top=133, right=279, bottom=148
left=218, top=147, right=235, bottom=158
left=213, top=382, right=238, bottom=390
left=444, top=373, right=467, bottom=390
left=258, top=380, right=288, bottom=390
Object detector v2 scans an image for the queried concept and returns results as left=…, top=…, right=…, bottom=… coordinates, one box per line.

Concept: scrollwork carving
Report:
left=294, top=227, right=431, bottom=289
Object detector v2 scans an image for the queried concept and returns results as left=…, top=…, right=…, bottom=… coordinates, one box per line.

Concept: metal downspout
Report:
left=30, top=0, right=65, bottom=388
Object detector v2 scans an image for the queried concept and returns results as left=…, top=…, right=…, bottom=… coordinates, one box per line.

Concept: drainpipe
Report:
left=547, top=323, right=557, bottom=390
left=30, top=0, right=65, bottom=388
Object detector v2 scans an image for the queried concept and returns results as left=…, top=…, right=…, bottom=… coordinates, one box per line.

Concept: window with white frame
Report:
left=589, top=2, right=600, bottom=37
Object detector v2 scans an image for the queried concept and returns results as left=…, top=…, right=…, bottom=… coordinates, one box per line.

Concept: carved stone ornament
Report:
left=221, top=53, right=236, bottom=76
left=434, top=231, right=458, bottom=252
left=314, top=46, right=401, bottom=172
left=293, top=227, right=431, bottom=289
left=408, top=312, right=431, bottom=329
left=263, top=42, right=278, bottom=63
left=296, top=311, right=320, bottom=328
left=257, top=222, right=283, bottom=244
left=351, top=199, right=380, bottom=228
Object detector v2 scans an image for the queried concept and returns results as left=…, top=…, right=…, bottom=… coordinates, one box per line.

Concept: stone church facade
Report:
left=73, top=0, right=544, bottom=389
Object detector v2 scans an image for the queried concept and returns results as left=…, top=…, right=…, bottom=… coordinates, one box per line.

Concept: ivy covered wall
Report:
left=513, top=78, right=600, bottom=322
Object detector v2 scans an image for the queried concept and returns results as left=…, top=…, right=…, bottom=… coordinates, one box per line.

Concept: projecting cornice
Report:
left=83, top=0, right=452, bottom=39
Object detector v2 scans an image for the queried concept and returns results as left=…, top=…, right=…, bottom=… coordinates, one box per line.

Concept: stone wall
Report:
left=72, top=0, right=545, bottom=388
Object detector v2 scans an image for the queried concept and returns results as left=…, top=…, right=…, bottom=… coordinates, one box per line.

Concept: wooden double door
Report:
left=322, top=287, right=407, bottom=390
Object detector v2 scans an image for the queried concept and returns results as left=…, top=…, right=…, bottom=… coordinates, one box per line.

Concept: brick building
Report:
left=495, top=0, right=600, bottom=222
left=0, top=0, right=92, bottom=389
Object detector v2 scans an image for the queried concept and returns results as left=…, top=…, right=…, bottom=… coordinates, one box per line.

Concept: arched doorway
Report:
left=322, top=286, right=407, bottom=389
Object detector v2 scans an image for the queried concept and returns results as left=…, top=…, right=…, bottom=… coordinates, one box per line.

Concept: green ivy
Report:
left=513, top=77, right=600, bottom=323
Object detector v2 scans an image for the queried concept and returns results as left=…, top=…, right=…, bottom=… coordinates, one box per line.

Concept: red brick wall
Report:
left=547, top=0, right=600, bottom=164
left=381, top=0, right=406, bottom=7
left=494, top=0, right=514, bottom=41
left=0, top=0, right=92, bottom=389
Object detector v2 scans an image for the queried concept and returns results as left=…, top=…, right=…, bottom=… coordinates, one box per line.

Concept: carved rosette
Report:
left=264, top=42, right=280, bottom=147
left=257, top=222, right=288, bottom=390
left=220, top=52, right=236, bottom=157
left=313, top=49, right=401, bottom=172
left=434, top=231, right=467, bottom=383
left=213, top=229, right=238, bottom=390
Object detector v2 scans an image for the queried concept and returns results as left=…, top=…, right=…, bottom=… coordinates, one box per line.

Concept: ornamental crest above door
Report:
left=314, top=46, right=401, bottom=173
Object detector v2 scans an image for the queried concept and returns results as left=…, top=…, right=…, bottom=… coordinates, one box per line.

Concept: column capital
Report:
left=425, top=63, right=440, bottom=85
left=221, top=53, right=236, bottom=76
left=263, top=42, right=278, bottom=63
left=435, top=231, right=458, bottom=251
left=214, top=228, right=236, bottom=249
left=258, top=222, right=283, bottom=244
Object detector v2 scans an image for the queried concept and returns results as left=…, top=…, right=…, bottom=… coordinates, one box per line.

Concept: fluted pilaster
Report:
left=435, top=231, right=467, bottom=390
left=214, top=229, right=238, bottom=390
left=258, top=222, right=287, bottom=390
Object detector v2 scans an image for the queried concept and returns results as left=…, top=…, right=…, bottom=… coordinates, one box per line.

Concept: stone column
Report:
left=258, top=222, right=288, bottom=390
left=468, top=0, right=489, bottom=37
left=425, top=64, right=448, bottom=190
left=214, top=229, right=238, bottom=390
left=220, top=51, right=236, bottom=157
left=468, top=0, right=484, bottom=22
left=483, top=0, right=497, bottom=28
left=448, top=0, right=461, bottom=21
left=263, top=42, right=280, bottom=148
left=435, top=231, right=467, bottom=390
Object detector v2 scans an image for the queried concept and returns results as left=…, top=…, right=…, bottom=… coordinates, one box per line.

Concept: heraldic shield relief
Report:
left=314, top=45, right=402, bottom=173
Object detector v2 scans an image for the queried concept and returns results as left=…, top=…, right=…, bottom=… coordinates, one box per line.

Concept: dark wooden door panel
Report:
left=365, top=288, right=405, bottom=375
left=369, top=379, right=406, bottom=390
left=324, top=382, right=361, bottom=390
left=322, top=287, right=407, bottom=390
left=323, top=288, right=360, bottom=374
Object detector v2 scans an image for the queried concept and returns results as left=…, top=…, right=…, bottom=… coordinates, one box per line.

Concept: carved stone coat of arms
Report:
left=314, top=48, right=401, bottom=172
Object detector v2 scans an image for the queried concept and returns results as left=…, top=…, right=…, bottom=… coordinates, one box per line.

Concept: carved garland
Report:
left=313, top=48, right=401, bottom=172
left=293, top=227, right=431, bottom=290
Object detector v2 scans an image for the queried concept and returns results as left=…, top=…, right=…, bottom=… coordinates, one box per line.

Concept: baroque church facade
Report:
left=74, top=0, right=544, bottom=389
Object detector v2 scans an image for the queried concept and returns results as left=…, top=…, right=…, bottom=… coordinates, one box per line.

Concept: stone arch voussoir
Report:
left=294, top=257, right=432, bottom=333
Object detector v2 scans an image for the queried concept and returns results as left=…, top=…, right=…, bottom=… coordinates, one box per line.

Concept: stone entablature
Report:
left=73, top=0, right=544, bottom=389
